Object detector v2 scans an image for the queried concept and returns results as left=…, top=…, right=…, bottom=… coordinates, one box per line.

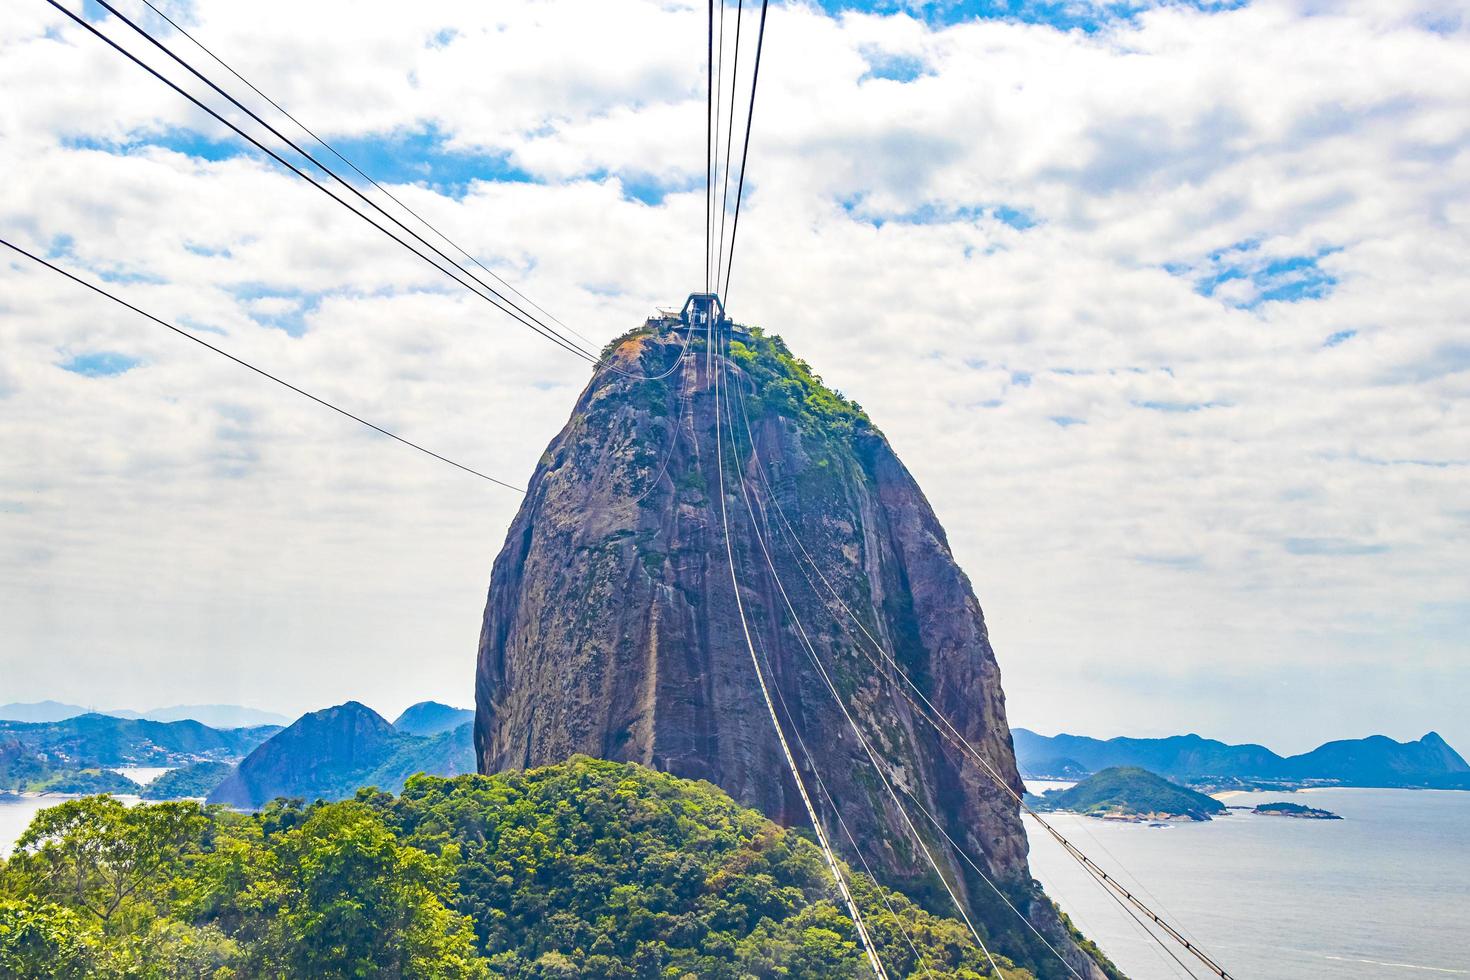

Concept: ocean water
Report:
left=111, top=766, right=171, bottom=786
left=1024, top=787, right=1470, bottom=978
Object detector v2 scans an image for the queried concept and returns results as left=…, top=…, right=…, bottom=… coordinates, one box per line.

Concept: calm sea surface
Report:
left=1024, top=786, right=1470, bottom=978
left=2, top=785, right=1467, bottom=976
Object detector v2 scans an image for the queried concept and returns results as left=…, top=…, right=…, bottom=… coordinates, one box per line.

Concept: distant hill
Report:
left=109, top=704, right=292, bottom=728
left=0, top=714, right=279, bottom=768
left=1280, top=732, right=1469, bottom=786
left=0, top=700, right=92, bottom=723
left=1033, top=767, right=1227, bottom=821
left=1014, top=729, right=1282, bottom=780
left=208, top=702, right=475, bottom=808
left=1253, top=801, right=1340, bottom=820
left=393, top=701, right=474, bottom=737
left=0, top=701, right=290, bottom=728
left=0, top=736, right=142, bottom=794
left=1015, top=729, right=1469, bottom=788
left=141, top=760, right=234, bottom=800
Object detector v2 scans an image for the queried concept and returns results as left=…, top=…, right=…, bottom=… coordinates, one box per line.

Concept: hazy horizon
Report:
left=3, top=690, right=1461, bottom=759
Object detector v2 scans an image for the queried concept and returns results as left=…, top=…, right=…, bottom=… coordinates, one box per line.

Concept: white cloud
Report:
left=0, top=0, right=1466, bottom=753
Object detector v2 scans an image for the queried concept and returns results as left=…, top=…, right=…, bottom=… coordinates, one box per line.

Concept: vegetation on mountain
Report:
left=1032, top=767, right=1227, bottom=821
left=0, top=714, right=278, bottom=768
left=1252, top=801, right=1341, bottom=819
left=27, top=770, right=141, bottom=796
left=140, top=762, right=233, bottom=800
left=0, top=739, right=140, bottom=795
left=208, top=702, right=474, bottom=808
left=727, top=329, right=870, bottom=437
left=0, top=757, right=1045, bottom=978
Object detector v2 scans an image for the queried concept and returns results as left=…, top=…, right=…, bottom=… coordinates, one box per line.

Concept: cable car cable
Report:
left=132, top=0, right=596, bottom=350
left=49, top=0, right=597, bottom=365
left=719, top=0, right=768, bottom=306
left=718, top=342, right=1002, bottom=977
left=2, top=238, right=523, bottom=491
left=724, top=353, right=1233, bottom=978
left=714, top=0, right=745, bottom=292
left=708, top=313, right=888, bottom=979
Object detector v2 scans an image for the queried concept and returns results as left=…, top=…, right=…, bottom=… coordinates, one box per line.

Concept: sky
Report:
left=1, top=0, right=1466, bottom=755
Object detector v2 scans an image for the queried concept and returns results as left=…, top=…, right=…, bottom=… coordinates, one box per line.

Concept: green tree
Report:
left=0, top=896, right=97, bottom=979
left=3, top=796, right=207, bottom=927
left=237, top=800, right=486, bottom=979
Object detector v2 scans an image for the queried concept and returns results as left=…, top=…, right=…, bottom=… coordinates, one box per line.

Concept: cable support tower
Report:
left=707, top=316, right=888, bottom=979
left=723, top=350, right=1234, bottom=980
left=2, top=238, right=522, bottom=491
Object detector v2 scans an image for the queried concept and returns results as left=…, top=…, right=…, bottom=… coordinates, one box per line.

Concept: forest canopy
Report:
left=0, top=756, right=1034, bottom=979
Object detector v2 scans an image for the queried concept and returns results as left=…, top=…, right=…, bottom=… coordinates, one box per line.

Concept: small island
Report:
left=1029, top=766, right=1227, bottom=822
left=1252, top=801, right=1341, bottom=820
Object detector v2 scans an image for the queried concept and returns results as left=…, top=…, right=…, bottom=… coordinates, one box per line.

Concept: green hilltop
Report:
left=1032, top=766, right=1227, bottom=822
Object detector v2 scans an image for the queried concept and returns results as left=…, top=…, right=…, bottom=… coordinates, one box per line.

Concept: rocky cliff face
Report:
left=475, top=322, right=1112, bottom=979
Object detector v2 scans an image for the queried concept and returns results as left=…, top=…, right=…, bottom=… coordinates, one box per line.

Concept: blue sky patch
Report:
left=1285, top=537, right=1388, bottom=557
left=1323, top=328, right=1357, bottom=348
left=1170, top=240, right=1340, bottom=310
left=94, top=266, right=167, bottom=286
left=67, top=124, right=543, bottom=202
left=840, top=197, right=1037, bottom=231
left=1050, top=415, right=1085, bottom=427
left=232, top=285, right=323, bottom=337
left=66, top=129, right=244, bottom=164
left=588, top=168, right=700, bottom=207
left=59, top=351, right=141, bottom=377
left=324, top=128, right=535, bottom=199
left=859, top=51, right=931, bottom=84
left=1133, top=552, right=1203, bottom=569
left=1134, top=399, right=1227, bottom=413
left=183, top=241, right=232, bottom=258
left=816, top=0, right=1247, bottom=32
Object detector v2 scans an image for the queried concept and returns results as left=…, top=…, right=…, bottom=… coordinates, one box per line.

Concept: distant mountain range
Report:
left=1014, top=729, right=1470, bottom=789
left=0, top=701, right=291, bottom=728
left=0, top=714, right=280, bottom=770
left=1, top=699, right=477, bottom=804
left=208, top=701, right=475, bottom=808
